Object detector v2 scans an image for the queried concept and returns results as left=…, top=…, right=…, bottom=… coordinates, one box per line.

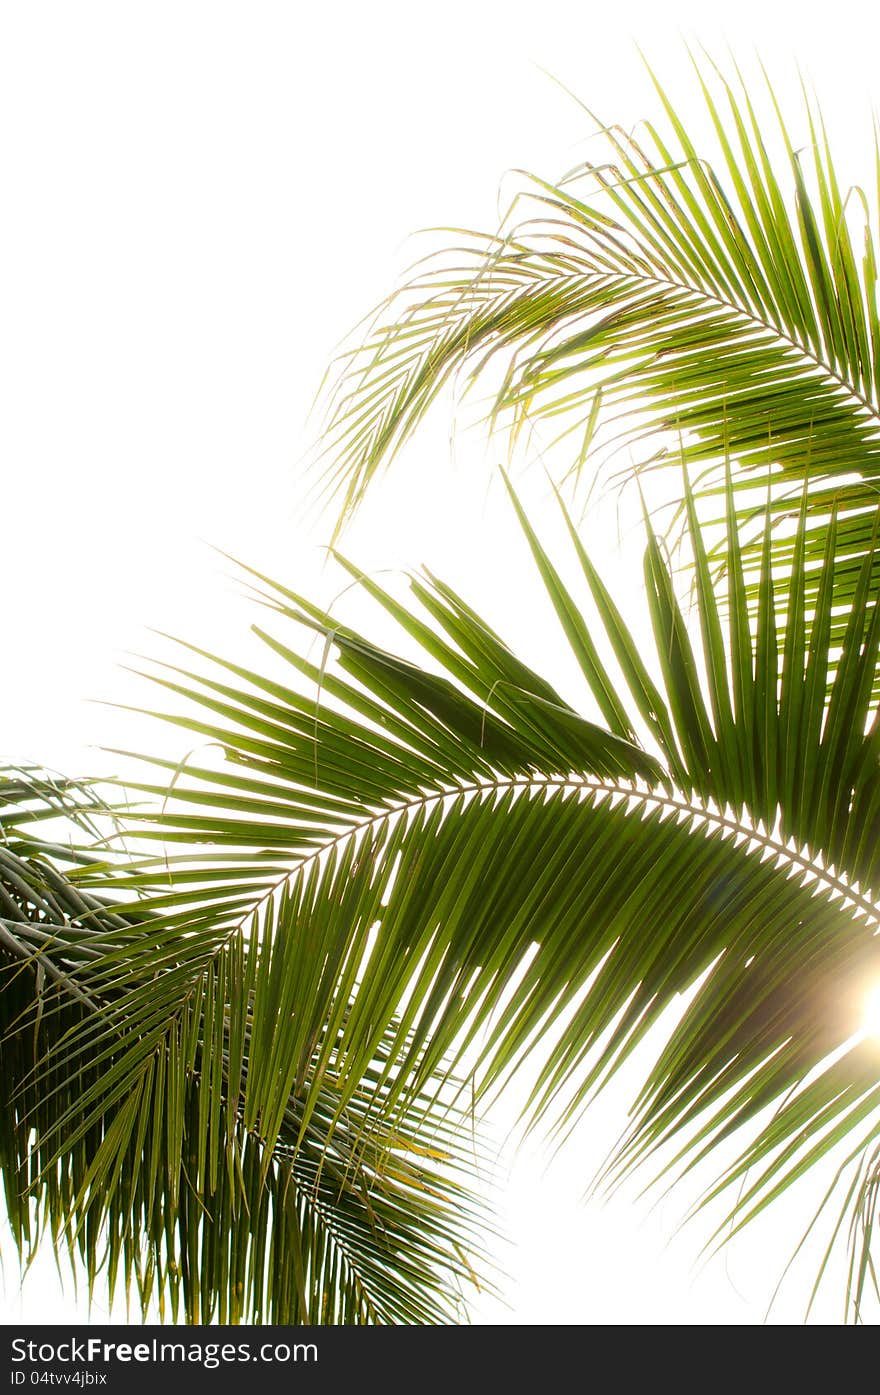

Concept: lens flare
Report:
left=862, top=983, right=880, bottom=1042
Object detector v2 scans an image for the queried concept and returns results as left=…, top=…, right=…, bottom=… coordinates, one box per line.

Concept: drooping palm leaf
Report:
left=73, top=474, right=880, bottom=1319
left=317, top=52, right=880, bottom=671
left=0, top=769, right=492, bottom=1324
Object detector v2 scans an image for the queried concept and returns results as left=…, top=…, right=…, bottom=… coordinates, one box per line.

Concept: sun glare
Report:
left=862, top=984, right=880, bottom=1042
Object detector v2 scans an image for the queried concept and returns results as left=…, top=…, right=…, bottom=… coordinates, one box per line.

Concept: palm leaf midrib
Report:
left=156, top=767, right=880, bottom=955
left=491, top=246, right=880, bottom=428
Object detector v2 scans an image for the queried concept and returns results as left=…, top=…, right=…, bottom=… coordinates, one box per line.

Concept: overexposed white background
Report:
left=2, top=0, right=878, bottom=1325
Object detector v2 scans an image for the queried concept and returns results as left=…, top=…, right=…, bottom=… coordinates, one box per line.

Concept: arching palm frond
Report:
left=77, top=476, right=880, bottom=1320
left=0, top=769, right=491, bottom=1325
left=319, top=53, right=880, bottom=672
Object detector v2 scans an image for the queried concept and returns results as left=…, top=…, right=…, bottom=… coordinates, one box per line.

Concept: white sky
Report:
left=2, top=0, right=879, bottom=1326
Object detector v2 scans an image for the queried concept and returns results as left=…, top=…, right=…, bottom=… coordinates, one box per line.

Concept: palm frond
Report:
left=318, top=52, right=880, bottom=671
left=77, top=475, right=880, bottom=1319
left=0, top=769, right=492, bottom=1324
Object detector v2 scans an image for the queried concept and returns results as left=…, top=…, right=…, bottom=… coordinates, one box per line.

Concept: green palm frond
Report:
left=13, top=50, right=880, bottom=1321
left=318, top=52, right=880, bottom=669
left=0, top=769, right=492, bottom=1324
left=78, top=474, right=880, bottom=1320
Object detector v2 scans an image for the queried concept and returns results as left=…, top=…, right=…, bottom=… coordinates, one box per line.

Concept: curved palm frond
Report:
left=318, top=52, right=880, bottom=671
left=0, top=768, right=492, bottom=1325
left=75, top=474, right=880, bottom=1320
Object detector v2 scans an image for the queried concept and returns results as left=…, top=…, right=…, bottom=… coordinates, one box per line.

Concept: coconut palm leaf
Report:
left=70, top=474, right=880, bottom=1319
left=318, top=52, right=880, bottom=674
left=0, top=769, right=491, bottom=1324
